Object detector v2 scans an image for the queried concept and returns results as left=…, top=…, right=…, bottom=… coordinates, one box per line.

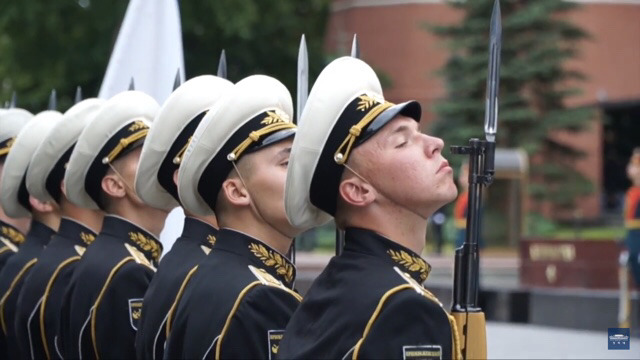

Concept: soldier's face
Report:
left=117, top=148, right=155, bottom=208
left=352, top=115, right=458, bottom=217
left=242, top=138, right=297, bottom=237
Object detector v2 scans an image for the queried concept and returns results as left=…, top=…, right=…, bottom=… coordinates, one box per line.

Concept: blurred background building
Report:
left=325, top=0, right=640, bottom=225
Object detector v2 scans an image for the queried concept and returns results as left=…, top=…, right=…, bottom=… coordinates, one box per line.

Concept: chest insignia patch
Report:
left=128, top=298, right=144, bottom=331
left=267, top=329, right=285, bottom=360
left=402, top=345, right=442, bottom=360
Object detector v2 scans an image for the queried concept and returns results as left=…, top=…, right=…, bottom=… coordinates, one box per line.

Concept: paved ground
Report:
left=487, top=321, right=639, bottom=359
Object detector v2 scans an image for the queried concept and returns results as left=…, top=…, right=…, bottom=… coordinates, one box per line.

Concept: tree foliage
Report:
left=428, top=0, right=594, bottom=208
left=0, top=0, right=330, bottom=111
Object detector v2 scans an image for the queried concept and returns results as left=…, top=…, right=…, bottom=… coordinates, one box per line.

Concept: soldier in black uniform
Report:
left=134, top=75, right=233, bottom=360
left=279, top=57, right=462, bottom=359
left=0, top=108, right=33, bottom=271
left=14, top=99, right=106, bottom=359
left=163, top=75, right=302, bottom=359
left=57, top=90, right=168, bottom=359
left=0, top=110, right=63, bottom=359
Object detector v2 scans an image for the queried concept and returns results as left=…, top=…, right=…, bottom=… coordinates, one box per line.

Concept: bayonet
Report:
left=336, top=34, right=361, bottom=256
left=75, top=86, right=83, bottom=104
left=48, top=89, right=57, bottom=110
left=296, top=35, right=308, bottom=125
left=217, top=50, right=227, bottom=79
left=289, top=34, right=310, bottom=264
left=350, top=34, right=360, bottom=58
left=9, top=92, right=16, bottom=108
left=484, top=0, right=501, bottom=143
left=173, top=69, right=182, bottom=91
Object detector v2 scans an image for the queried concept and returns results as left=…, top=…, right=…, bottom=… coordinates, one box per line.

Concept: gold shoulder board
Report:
left=125, top=243, right=156, bottom=271
left=0, top=237, right=18, bottom=253
left=393, top=266, right=443, bottom=307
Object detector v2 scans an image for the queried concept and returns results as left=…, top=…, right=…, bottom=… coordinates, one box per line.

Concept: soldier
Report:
left=163, top=75, right=302, bottom=359
left=624, top=148, right=640, bottom=288
left=58, top=91, right=168, bottom=359
left=134, top=75, right=232, bottom=360
left=0, top=110, right=62, bottom=358
left=0, top=109, right=33, bottom=271
left=279, top=57, right=462, bottom=359
left=14, top=98, right=105, bottom=359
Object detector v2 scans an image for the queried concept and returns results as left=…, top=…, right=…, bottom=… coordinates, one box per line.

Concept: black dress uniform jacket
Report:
left=0, top=221, right=54, bottom=359
left=163, top=228, right=302, bottom=359
left=0, top=221, right=25, bottom=273
left=279, top=227, right=461, bottom=360
left=135, top=217, right=217, bottom=360
left=14, top=218, right=96, bottom=360
left=58, top=215, right=161, bottom=359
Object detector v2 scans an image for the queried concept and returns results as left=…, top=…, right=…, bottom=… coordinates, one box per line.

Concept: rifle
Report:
left=288, top=34, right=309, bottom=264
left=335, top=34, right=360, bottom=256
left=450, top=1, right=501, bottom=358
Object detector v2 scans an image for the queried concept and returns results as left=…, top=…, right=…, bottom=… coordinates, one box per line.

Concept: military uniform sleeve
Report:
left=13, top=273, right=39, bottom=360
left=352, top=289, right=457, bottom=360
left=57, top=277, right=75, bottom=359
left=3, top=262, right=36, bottom=360
left=91, top=261, right=153, bottom=359
left=213, top=285, right=301, bottom=360
left=43, top=260, right=79, bottom=360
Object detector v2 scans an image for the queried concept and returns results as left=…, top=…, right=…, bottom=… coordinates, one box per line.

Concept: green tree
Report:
left=0, top=0, right=330, bottom=111
left=429, top=0, right=594, bottom=210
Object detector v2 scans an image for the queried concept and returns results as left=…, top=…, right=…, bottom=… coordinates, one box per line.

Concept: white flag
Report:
left=98, top=0, right=185, bottom=103
left=99, top=0, right=186, bottom=253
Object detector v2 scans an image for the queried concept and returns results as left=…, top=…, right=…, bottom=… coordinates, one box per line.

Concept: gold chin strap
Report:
left=101, top=129, right=149, bottom=165
left=334, top=102, right=393, bottom=165
left=0, top=137, right=15, bottom=157
left=227, top=122, right=296, bottom=162
left=173, top=136, right=192, bottom=165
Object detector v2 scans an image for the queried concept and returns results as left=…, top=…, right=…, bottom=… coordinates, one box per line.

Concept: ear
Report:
left=338, top=175, right=375, bottom=208
left=101, top=173, right=127, bottom=199
left=29, top=195, right=57, bottom=213
left=221, top=177, right=250, bottom=207
left=173, top=168, right=180, bottom=188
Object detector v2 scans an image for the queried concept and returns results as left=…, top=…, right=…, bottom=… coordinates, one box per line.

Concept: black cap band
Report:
left=45, top=144, right=76, bottom=203
left=157, top=111, right=207, bottom=203
left=85, top=121, right=149, bottom=209
left=197, top=109, right=296, bottom=212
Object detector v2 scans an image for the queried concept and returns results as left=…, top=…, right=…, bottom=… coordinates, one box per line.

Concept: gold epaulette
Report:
left=0, top=237, right=18, bottom=253
left=351, top=267, right=461, bottom=360
left=393, top=267, right=442, bottom=307
left=74, top=245, right=86, bottom=256
left=248, top=265, right=302, bottom=302
left=125, top=243, right=156, bottom=271
left=214, top=266, right=302, bottom=359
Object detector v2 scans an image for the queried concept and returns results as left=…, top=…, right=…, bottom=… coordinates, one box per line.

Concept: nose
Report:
left=422, top=134, right=444, bottom=158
